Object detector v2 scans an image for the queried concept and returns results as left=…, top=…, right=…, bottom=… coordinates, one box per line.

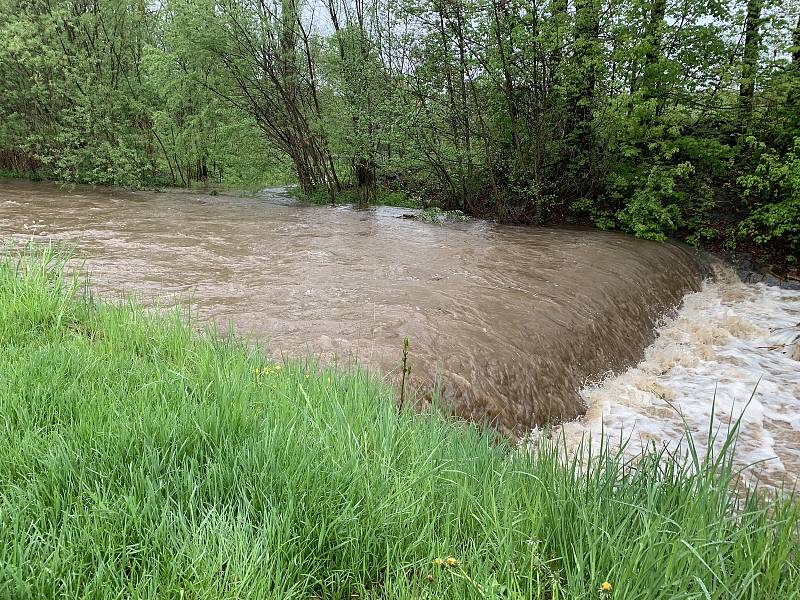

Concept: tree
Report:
left=739, top=0, right=764, bottom=123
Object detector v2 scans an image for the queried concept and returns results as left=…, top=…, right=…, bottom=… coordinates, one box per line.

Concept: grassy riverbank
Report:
left=1, top=248, right=799, bottom=599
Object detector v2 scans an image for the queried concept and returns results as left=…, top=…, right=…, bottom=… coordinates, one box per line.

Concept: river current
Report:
left=2, top=180, right=797, bottom=485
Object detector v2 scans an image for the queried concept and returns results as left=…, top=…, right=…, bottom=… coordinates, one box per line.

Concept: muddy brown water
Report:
left=0, top=180, right=707, bottom=434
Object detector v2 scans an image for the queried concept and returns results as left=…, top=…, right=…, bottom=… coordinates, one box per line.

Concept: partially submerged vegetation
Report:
left=416, top=207, right=470, bottom=224
left=1, top=247, right=798, bottom=598
left=288, top=186, right=423, bottom=209
left=289, top=188, right=471, bottom=223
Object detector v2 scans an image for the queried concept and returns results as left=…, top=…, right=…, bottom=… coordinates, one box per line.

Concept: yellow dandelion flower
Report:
left=305, top=374, right=310, bottom=379
left=432, top=558, right=444, bottom=567
left=445, top=557, right=458, bottom=567
left=275, top=365, right=282, bottom=371
left=598, top=581, right=612, bottom=593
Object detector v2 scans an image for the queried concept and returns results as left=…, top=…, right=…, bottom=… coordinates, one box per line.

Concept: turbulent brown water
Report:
left=548, top=270, right=800, bottom=487
left=0, top=180, right=707, bottom=434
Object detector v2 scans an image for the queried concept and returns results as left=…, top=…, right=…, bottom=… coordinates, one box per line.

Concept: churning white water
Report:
left=551, top=268, right=800, bottom=489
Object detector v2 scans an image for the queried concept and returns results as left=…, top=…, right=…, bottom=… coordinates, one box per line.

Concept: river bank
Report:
left=1, top=248, right=798, bottom=598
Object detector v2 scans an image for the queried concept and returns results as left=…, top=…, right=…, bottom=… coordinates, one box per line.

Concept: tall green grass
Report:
left=0, top=247, right=798, bottom=599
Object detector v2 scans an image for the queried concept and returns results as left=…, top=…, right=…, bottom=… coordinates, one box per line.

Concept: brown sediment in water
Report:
left=0, top=180, right=707, bottom=434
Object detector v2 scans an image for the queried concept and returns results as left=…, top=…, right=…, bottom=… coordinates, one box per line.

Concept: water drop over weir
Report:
left=1, top=181, right=708, bottom=434
left=552, top=269, right=800, bottom=488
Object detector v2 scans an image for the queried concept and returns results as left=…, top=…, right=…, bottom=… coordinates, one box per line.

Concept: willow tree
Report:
left=167, top=0, right=339, bottom=196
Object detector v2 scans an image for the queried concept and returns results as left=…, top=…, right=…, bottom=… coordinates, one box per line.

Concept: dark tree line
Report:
left=1, top=0, right=798, bottom=266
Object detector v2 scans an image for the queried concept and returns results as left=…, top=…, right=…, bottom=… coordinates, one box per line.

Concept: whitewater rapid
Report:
left=544, top=268, right=800, bottom=489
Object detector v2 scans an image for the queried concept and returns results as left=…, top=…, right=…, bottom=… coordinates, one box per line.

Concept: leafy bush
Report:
left=613, top=162, right=697, bottom=241
left=738, top=138, right=800, bottom=255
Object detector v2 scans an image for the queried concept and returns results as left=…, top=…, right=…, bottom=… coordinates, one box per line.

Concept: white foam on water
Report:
left=542, top=269, right=800, bottom=488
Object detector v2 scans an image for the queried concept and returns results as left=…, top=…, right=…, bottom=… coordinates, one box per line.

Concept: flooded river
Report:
left=0, top=180, right=706, bottom=429
left=3, top=180, right=798, bottom=484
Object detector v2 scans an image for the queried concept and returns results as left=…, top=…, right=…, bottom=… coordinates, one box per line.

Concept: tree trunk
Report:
left=455, top=3, right=472, bottom=191
left=641, top=0, right=667, bottom=107
left=572, top=0, right=600, bottom=130
left=550, top=0, right=568, bottom=67
left=738, top=0, right=763, bottom=121
left=292, top=148, right=315, bottom=197
left=567, top=0, right=601, bottom=198
left=491, top=0, right=527, bottom=174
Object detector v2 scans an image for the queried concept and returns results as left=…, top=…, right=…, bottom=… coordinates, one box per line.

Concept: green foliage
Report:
left=0, top=0, right=289, bottom=190
left=738, top=138, right=800, bottom=252
left=287, top=185, right=335, bottom=205
left=375, top=190, right=422, bottom=209
left=417, top=207, right=469, bottom=223
left=1, top=249, right=799, bottom=598
left=614, top=162, right=694, bottom=241
left=0, top=0, right=153, bottom=186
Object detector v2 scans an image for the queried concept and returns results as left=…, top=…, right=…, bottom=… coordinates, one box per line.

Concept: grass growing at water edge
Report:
left=1, top=247, right=799, bottom=599
left=288, top=185, right=423, bottom=209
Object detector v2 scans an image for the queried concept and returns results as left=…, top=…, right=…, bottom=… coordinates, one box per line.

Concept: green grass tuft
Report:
left=0, top=246, right=798, bottom=599
left=287, top=186, right=422, bottom=209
